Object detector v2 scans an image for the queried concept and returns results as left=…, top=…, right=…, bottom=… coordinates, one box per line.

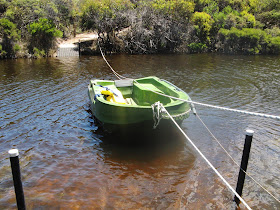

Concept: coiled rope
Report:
left=152, top=102, right=252, bottom=210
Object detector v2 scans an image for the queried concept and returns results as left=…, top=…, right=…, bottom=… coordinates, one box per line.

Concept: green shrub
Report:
left=0, top=44, right=7, bottom=57
left=192, top=11, right=214, bottom=43
left=240, top=11, right=256, bottom=28
left=151, top=0, right=195, bottom=19
left=212, top=11, right=227, bottom=31
left=267, top=36, right=280, bottom=54
left=222, top=10, right=256, bottom=29
left=80, top=0, right=134, bottom=53
left=0, top=18, right=20, bottom=57
left=265, top=27, right=280, bottom=37
left=257, top=10, right=280, bottom=28
left=33, top=47, right=45, bottom=58
left=13, top=43, right=21, bottom=52
left=188, top=42, right=207, bottom=53
left=218, top=27, right=278, bottom=54
left=28, top=18, right=62, bottom=55
left=80, top=0, right=134, bottom=31
left=202, top=1, right=219, bottom=16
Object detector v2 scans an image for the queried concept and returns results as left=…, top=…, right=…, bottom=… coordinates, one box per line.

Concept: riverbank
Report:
left=1, top=0, right=279, bottom=58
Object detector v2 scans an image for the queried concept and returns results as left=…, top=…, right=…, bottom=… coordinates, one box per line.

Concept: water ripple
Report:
left=0, top=55, right=279, bottom=209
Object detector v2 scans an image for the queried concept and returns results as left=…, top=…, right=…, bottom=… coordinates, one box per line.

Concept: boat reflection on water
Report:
left=88, top=109, right=195, bottom=159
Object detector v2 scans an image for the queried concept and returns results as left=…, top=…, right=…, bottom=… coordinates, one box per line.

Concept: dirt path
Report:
left=58, top=32, right=98, bottom=48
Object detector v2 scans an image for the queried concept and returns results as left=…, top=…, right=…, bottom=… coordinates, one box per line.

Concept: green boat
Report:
left=88, top=76, right=193, bottom=132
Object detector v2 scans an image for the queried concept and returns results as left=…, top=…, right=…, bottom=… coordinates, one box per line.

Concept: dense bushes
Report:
left=0, top=0, right=75, bottom=58
left=0, top=0, right=280, bottom=57
left=28, top=18, right=62, bottom=57
left=120, top=1, right=193, bottom=54
left=218, top=27, right=280, bottom=54
left=0, top=18, right=20, bottom=58
left=80, top=0, right=133, bottom=53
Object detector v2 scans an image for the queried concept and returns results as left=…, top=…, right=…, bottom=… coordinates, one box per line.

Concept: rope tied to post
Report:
left=97, top=44, right=280, bottom=206
left=155, top=105, right=252, bottom=210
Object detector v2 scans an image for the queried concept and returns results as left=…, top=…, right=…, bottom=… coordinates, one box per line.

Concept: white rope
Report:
left=98, top=47, right=279, bottom=204
left=151, top=101, right=163, bottom=129
left=195, top=113, right=280, bottom=204
left=154, top=103, right=252, bottom=210
left=98, top=43, right=279, bottom=120
left=136, top=84, right=280, bottom=120
left=188, top=100, right=280, bottom=120
left=98, top=40, right=126, bottom=80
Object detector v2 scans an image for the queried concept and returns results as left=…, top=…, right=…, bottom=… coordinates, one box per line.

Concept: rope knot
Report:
left=151, top=101, right=165, bottom=129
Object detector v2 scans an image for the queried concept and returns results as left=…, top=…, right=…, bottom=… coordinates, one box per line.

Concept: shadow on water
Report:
left=87, top=106, right=192, bottom=163
left=80, top=107, right=197, bottom=209
left=90, top=116, right=191, bottom=162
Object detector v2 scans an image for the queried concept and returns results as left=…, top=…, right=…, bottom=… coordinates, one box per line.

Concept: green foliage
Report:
left=192, top=12, right=213, bottom=43
left=3, top=0, right=44, bottom=34
left=0, top=44, right=7, bottom=57
left=28, top=18, right=62, bottom=37
left=188, top=42, right=207, bottom=53
left=32, top=47, right=45, bottom=58
left=267, top=36, right=280, bottom=54
left=13, top=44, right=21, bottom=52
left=0, top=0, right=7, bottom=15
left=28, top=18, right=62, bottom=55
left=0, top=18, right=20, bottom=40
left=0, top=18, right=20, bottom=57
left=80, top=0, right=134, bottom=31
left=215, top=9, right=256, bottom=30
left=80, top=0, right=134, bottom=53
left=257, top=10, right=280, bottom=28
left=218, top=27, right=280, bottom=54
left=240, top=11, right=255, bottom=28
left=0, top=0, right=279, bottom=57
left=151, top=0, right=195, bottom=19
left=265, top=27, right=280, bottom=37
left=202, top=1, right=219, bottom=16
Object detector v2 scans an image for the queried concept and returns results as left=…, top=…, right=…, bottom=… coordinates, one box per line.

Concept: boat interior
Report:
left=92, top=77, right=180, bottom=106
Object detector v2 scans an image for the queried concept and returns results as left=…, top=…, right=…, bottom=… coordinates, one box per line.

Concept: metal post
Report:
left=9, top=149, right=26, bottom=210
left=78, top=39, right=81, bottom=57
left=234, top=130, right=254, bottom=205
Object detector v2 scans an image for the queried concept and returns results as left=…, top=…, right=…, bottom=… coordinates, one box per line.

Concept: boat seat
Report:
left=115, top=79, right=134, bottom=87
left=125, top=98, right=137, bottom=105
left=133, top=83, right=171, bottom=106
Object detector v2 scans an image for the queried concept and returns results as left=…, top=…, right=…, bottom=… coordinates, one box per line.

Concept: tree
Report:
left=0, top=0, right=8, bottom=16
left=0, top=18, right=20, bottom=57
left=80, top=0, right=134, bottom=53
left=192, top=11, right=214, bottom=43
left=28, top=18, right=62, bottom=56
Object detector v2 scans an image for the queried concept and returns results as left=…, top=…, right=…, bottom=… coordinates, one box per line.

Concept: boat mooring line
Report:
left=143, top=86, right=280, bottom=120
left=99, top=44, right=279, bottom=120
left=195, top=113, right=280, bottom=204
left=99, top=45, right=279, bottom=205
left=152, top=103, right=252, bottom=210
left=98, top=39, right=126, bottom=80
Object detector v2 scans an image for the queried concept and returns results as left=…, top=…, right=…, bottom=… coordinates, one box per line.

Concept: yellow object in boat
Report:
left=101, top=89, right=126, bottom=104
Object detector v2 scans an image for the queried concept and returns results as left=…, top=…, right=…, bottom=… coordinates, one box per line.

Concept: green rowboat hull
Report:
left=88, top=76, right=191, bottom=130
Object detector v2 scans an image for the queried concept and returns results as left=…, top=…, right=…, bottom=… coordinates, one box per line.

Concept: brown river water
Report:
left=0, top=54, right=279, bottom=209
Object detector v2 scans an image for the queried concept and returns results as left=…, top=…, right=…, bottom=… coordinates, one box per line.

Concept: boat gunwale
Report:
left=89, top=76, right=189, bottom=109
